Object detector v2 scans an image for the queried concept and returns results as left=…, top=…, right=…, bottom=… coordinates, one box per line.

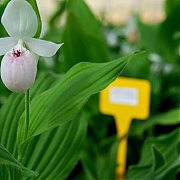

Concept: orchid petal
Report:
left=24, top=38, right=63, bottom=57
left=1, top=0, right=38, bottom=38
left=1, top=50, right=37, bottom=92
left=0, top=37, right=17, bottom=55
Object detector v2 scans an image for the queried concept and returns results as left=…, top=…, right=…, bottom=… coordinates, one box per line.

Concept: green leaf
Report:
left=139, top=128, right=180, bottom=165
left=81, top=138, right=119, bottom=180
left=127, top=128, right=180, bottom=180
left=27, top=0, right=42, bottom=38
left=151, top=145, right=165, bottom=171
left=81, top=152, right=98, bottom=180
left=49, top=0, right=66, bottom=27
left=17, top=52, right=144, bottom=155
left=137, top=19, right=160, bottom=54
left=0, top=2, right=9, bottom=37
left=100, top=140, right=119, bottom=179
left=0, top=0, right=7, bottom=6
left=137, top=0, right=180, bottom=63
left=148, top=108, right=179, bottom=125
left=156, top=158, right=180, bottom=180
left=0, top=73, right=58, bottom=178
left=0, top=73, right=57, bottom=157
left=0, top=144, right=38, bottom=178
left=165, top=0, right=179, bottom=16
left=127, top=146, right=167, bottom=180
left=0, top=72, right=87, bottom=179
left=126, top=165, right=151, bottom=180
left=61, top=0, right=109, bottom=71
left=21, top=113, right=87, bottom=180
left=130, top=108, right=180, bottom=136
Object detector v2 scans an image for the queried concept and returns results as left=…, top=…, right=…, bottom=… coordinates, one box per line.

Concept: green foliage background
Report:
left=0, top=0, right=179, bottom=179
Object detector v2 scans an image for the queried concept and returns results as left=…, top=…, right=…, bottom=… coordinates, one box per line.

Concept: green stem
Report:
left=25, top=89, right=30, bottom=138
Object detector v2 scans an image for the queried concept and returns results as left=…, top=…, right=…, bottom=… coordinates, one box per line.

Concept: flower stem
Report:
left=25, top=89, right=30, bottom=138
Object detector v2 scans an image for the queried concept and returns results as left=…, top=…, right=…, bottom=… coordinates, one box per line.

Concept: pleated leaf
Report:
left=27, top=0, right=42, bottom=38
left=0, top=73, right=58, bottom=179
left=22, top=113, right=87, bottom=179
left=17, top=52, right=144, bottom=154
left=130, top=108, right=180, bottom=136
left=62, top=0, right=109, bottom=71
left=0, top=72, right=87, bottom=179
left=0, top=144, right=38, bottom=178
left=127, top=128, right=180, bottom=180
left=0, top=73, right=57, bottom=157
left=81, top=140, right=119, bottom=180
left=139, top=128, right=180, bottom=165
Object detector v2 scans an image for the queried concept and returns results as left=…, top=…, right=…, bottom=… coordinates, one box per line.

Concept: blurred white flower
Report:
left=0, top=0, right=63, bottom=92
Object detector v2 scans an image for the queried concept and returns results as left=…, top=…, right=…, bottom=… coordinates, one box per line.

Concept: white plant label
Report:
left=109, top=87, right=138, bottom=106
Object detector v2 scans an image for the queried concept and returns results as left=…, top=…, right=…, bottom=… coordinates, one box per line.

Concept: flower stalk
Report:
left=25, top=89, right=30, bottom=138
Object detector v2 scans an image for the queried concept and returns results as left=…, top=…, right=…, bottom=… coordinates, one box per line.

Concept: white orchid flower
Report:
left=0, top=0, right=63, bottom=93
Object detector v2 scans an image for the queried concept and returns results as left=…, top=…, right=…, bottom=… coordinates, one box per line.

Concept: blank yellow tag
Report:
left=99, top=77, right=151, bottom=179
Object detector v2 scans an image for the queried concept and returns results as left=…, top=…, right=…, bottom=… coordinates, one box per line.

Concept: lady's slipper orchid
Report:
left=0, top=0, right=63, bottom=92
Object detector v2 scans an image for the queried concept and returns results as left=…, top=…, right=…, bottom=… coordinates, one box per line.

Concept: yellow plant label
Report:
left=99, top=77, right=151, bottom=179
